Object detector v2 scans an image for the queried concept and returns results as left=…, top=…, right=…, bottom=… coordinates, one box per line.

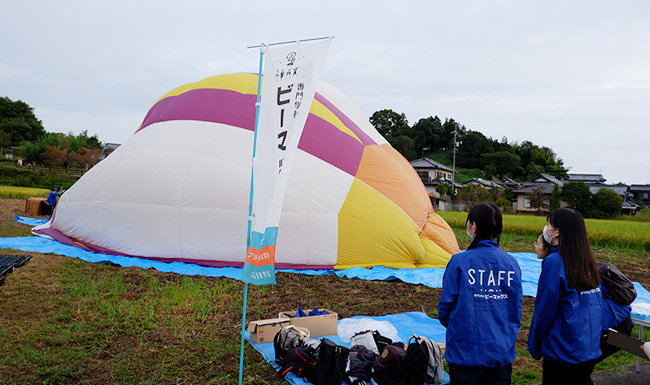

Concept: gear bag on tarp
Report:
left=306, top=338, right=350, bottom=385
left=405, top=334, right=444, bottom=385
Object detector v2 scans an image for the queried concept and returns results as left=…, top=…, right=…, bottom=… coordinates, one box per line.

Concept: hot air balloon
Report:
left=33, top=73, right=459, bottom=270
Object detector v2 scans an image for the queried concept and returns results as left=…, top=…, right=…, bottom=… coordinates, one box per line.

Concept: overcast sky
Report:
left=3, top=1, right=649, bottom=185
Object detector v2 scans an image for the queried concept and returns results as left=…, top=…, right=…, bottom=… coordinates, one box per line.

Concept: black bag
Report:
left=306, top=338, right=350, bottom=385
left=373, top=344, right=408, bottom=385
left=372, top=330, right=393, bottom=354
left=405, top=335, right=444, bottom=385
left=346, top=345, right=377, bottom=384
left=405, top=337, right=428, bottom=385
left=279, top=345, right=316, bottom=378
left=598, top=261, right=637, bottom=306
left=273, top=326, right=302, bottom=365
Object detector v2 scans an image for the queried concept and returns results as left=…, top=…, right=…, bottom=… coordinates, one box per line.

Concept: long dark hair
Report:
left=466, top=202, right=502, bottom=250
left=547, top=208, right=600, bottom=290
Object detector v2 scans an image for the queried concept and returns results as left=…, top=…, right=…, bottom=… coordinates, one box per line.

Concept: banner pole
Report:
left=239, top=43, right=265, bottom=385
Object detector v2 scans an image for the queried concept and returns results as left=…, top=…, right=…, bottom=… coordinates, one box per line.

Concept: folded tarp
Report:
left=14, top=216, right=48, bottom=226
left=245, top=311, right=450, bottom=385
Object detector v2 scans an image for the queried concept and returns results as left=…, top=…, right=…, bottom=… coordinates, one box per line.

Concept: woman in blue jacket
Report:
left=534, top=232, right=633, bottom=365
left=438, top=202, right=523, bottom=385
left=528, top=208, right=602, bottom=385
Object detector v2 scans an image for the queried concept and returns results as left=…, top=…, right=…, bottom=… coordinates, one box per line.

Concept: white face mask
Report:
left=466, top=223, right=475, bottom=241
left=542, top=225, right=555, bottom=244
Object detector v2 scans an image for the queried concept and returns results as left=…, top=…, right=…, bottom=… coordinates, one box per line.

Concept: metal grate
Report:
left=0, top=255, right=32, bottom=286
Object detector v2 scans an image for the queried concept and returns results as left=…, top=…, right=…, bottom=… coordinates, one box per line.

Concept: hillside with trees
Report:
left=369, top=109, right=568, bottom=182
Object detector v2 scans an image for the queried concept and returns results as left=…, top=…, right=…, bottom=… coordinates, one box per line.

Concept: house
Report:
left=629, top=184, right=650, bottom=206
left=103, top=143, right=121, bottom=158
left=465, top=178, right=505, bottom=190
left=410, top=158, right=454, bottom=181
left=568, top=173, right=606, bottom=184
left=410, top=158, right=458, bottom=211
left=499, top=177, right=521, bottom=190
left=511, top=173, right=564, bottom=212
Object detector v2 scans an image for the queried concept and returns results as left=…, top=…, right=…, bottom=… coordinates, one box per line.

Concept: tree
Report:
left=530, top=184, right=549, bottom=214
left=561, top=181, right=592, bottom=215
left=456, top=131, right=493, bottom=169
left=0, top=131, right=9, bottom=155
left=389, top=135, right=418, bottom=160
left=0, top=97, right=46, bottom=146
left=73, top=147, right=104, bottom=170
left=480, top=151, right=524, bottom=179
left=411, top=116, right=443, bottom=153
left=369, top=109, right=410, bottom=140
left=549, top=184, right=561, bottom=211
left=42, top=145, right=68, bottom=169
left=456, top=184, right=492, bottom=206
left=588, top=189, right=623, bottom=219
left=436, top=182, right=452, bottom=197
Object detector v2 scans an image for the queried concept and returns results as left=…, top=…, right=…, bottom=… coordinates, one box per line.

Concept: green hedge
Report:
left=0, top=165, right=78, bottom=189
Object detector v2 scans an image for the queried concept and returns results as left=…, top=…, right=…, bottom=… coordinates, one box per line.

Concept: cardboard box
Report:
left=278, top=309, right=338, bottom=338
left=247, top=317, right=290, bottom=344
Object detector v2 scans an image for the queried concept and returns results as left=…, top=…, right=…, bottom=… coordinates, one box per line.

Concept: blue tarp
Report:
left=245, top=311, right=450, bottom=385
left=6, top=221, right=649, bottom=302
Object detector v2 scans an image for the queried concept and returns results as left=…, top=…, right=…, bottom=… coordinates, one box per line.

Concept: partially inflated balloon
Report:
left=33, top=73, right=459, bottom=269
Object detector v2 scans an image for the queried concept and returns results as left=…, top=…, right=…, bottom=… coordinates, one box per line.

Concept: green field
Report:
left=438, top=211, right=650, bottom=251
left=0, top=186, right=50, bottom=199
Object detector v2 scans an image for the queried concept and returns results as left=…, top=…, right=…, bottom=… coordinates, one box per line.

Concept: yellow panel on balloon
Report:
left=335, top=179, right=425, bottom=270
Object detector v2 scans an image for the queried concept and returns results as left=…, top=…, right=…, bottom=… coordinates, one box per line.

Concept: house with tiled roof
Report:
left=409, top=158, right=458, bottom=210
left=568, top=173, right=606, bottom=184
left=629, top=184, right=650, bottom=206
left=511, top=173, right=565, bottom=212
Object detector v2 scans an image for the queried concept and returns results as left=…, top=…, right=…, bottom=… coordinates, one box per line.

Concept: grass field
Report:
left=0, top=198, right=648, bottom=384
left=0, top=186, right=50, bottom=199
left=439, top=211, right=650, bottom=252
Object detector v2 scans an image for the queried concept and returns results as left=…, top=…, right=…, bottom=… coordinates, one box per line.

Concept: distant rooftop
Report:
left=410, top=158, right=454, bottom=172
left=568, top=173, right=606, bottom=183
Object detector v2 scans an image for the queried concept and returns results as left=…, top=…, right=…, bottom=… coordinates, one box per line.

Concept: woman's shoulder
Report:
left=542, top=251, right=564, bottom=269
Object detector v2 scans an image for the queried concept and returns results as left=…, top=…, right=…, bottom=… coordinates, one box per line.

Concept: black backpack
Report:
left=598, top=261, right=637, bottom=306
left=372, top=344, right=407, bottom=385
left=274, top=326, right=302, bottom=365
left=306, top=338, right=350, bottom=385
left=405, top=335, right=444, bottom=385
left=279, top=345, right=316, bottom=378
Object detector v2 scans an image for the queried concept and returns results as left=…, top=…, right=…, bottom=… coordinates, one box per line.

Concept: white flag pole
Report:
left=239, top=36, right=332, bottom=384
left=239, top=43, right=265, bottom=385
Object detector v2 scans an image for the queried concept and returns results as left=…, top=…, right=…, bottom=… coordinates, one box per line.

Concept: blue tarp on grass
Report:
left=245, top=311, right=450, bottom=385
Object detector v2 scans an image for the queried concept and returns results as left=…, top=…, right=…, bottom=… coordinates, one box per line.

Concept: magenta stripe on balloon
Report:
left=299, top=113, right=365, bottom=176
left=139, top=88, right=258, bottom=132
left=137, top=89, right=366, bottom=176
left=313, top=93, right=376, bottom=146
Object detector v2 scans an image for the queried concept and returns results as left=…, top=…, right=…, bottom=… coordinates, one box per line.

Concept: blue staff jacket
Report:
left=438, top=240, right=523, bottom=367
left=528, top=248, right=602, bottom=363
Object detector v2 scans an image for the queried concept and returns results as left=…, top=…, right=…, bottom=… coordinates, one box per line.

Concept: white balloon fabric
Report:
left=33, top=73, right=459, bottom=270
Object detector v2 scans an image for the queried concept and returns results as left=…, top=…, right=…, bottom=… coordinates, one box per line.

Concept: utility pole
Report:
left=451, top=123, right=458, bottom=196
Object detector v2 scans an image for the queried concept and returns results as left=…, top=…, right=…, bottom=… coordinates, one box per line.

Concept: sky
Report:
left=3, top=1, right=649, bottom=185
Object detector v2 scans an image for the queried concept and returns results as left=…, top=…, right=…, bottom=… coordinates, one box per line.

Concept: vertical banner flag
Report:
left=242, top=38, right=331, bottom=285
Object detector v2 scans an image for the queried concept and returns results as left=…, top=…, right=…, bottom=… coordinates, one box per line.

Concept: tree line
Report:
left=368, top=109, right=631, bottom=218
left=369, top=109, right=568, bottom=181
left=1, top=97, right=104, bottom=171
